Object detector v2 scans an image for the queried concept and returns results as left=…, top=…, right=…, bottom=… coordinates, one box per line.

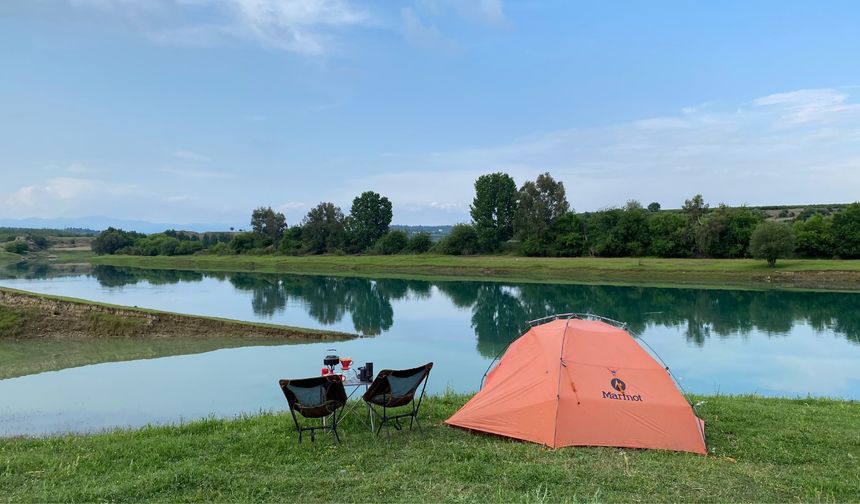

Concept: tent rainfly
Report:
left=445, top=316, right=707, bottom=454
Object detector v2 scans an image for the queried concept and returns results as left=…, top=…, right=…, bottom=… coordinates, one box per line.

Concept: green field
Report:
left=0, top=394, right=857, bottom=502
left=90, top=254, right=860, bottom=290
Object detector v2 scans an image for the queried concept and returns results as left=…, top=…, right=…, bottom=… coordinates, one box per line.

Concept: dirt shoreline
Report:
left=0, top=287, right=354, bottom=342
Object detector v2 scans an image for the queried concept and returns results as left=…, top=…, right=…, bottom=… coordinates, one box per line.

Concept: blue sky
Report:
left=2, top=0, right=859, bottom=228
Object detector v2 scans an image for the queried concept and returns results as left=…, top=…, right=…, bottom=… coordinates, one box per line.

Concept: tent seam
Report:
left=551, top=317, right=572, bottom=448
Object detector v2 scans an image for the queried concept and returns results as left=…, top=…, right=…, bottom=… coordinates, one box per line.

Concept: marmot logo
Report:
left=602, top=375, right=643, bottom=402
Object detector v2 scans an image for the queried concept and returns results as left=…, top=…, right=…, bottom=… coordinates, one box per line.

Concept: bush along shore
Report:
left=0, top=287, right=355, bottom=379
left=0, top=394, right=857, bottom=502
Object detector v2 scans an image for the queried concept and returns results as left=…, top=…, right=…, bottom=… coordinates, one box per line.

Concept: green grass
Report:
left=0, top=395, right=857, bottom=502
left=91, top=254, right=860, bottom=290
left=0, top=305, right=21, bottom=335
left=85, top=312, right=147, bottom=335
left=50, top=249, right=98, bottom=264
left=0, top=250, right=22, bottom=266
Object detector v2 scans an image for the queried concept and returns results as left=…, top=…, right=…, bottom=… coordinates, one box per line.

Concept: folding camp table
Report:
left=325, top=377, right=375, bottom=431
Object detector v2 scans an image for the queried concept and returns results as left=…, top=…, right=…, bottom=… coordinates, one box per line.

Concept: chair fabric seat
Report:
left=362, top=363, right=433, bottom=437
left=279, top=375, right=348, bottom=444
left=367, top=393, right=413, bottom=408
left=297, top=400, right=343, bottom=418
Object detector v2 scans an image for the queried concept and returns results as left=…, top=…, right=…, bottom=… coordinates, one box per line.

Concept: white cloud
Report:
left=752, top=88, right=860, bottom=127
left=68, top=0, right=370, bottom=55
left=63, top=162, right=97, bottom=174
left=348, top=87, right=860, bottom=221
left=172, top=149, right=210, bottom=162
left=1, top=177, right=139, bottom=215
left=450, top=0, right=506, bottom=25
left=417, top=0, right=507, bottom=25
left=277, top=201, right=306, bottom=211
left=160, top=167, right=237, bottom=179
left=401, top=7, right=457, bottom=50
left=0, top=175, right=241, bottom=223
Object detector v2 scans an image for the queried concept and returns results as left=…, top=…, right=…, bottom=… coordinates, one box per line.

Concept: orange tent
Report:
left=446, top=316, right=706, bottom=454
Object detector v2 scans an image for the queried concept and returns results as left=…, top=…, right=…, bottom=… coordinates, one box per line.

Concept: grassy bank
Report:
left=0, top=394, right=857, bottom=502
left=0, top=287, right=354, bottom=379
left=91, top=254, right=860, bottom=290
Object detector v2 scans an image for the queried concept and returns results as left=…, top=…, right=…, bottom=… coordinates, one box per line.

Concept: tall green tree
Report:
left=648, top=212, right=693, bottom=257
left=682, top=194, right=709, bottom=257
left=470, top=172, right=518, bottom=251
left=616, top=200, right=651, bottom=256
left=345, top=191, right=393, bottom=252
left=682, top=194, right=708, bottom=222
left=548, top=212, right=586, bottom=257
left=832, top=202, right=860, bottom=258
left=250, top=207, right=286, bottom=245
left=513, top=172, right=569, bottom=253
left=301, top=202, right=346, bottom=254
left=750, top=221, right=795, bottom=267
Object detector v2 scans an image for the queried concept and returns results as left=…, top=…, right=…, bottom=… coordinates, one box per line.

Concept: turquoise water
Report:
left=0, top=264, right=858, bottom=436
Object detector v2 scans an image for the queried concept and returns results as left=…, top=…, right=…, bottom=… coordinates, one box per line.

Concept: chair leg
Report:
left=331, top=409, right=341, bottom=444
left=290, top=408, right=303, bottom=444
left=384, top=405, right=392, bottom=441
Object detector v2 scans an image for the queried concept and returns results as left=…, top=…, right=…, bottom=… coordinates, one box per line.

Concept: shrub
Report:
left=4, top=241, right=28, bottom=254
left=28, top=234, right=49, bottom=250
left=132, top=234, right=182, bottom=256
left=229, top=232, right=258, bottom=254
left=91, top=227, right=143, bottom=255
left=832, top=202, right=860, bottom=259
left=749, top=221, right=795, bottom=267
left=276, top=226, right=303, bottom=256
left=405, top=232, right=433, bottom=254
left=175, top=240, right=203, bottom=255
left=439, top=224, right=479, bottom=255
left=375, top=230, right=408, bottom=255
left=794, top=214, right=834, bottom=258
left=206, top=242, right=230, bottom=255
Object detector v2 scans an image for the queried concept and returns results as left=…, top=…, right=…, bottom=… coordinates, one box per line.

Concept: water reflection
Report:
left=7, top=264, right=860, bottom=355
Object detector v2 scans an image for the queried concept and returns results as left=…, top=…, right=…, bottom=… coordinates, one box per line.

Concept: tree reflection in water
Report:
left=73, top=266, right=860, bottom=353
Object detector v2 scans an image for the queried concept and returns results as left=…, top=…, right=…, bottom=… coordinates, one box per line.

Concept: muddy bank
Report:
left=0, top=287, right=353, bottom=341
left=0, top=287, right=354, bottom=380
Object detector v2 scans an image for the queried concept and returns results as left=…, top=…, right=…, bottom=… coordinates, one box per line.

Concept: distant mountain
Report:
left=0, top=217, right=243, bottom=234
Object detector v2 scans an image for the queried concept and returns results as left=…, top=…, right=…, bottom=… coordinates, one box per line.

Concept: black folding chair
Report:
left=278, top=375, right=348, bottom=444
left=362, top=362, right=433, bottom=438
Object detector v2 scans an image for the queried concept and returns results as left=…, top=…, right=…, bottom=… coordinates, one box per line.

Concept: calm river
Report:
left=1, top=264, right=858, bottom=436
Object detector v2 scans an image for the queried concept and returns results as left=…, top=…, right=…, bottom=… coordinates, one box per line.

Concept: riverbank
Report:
left=90, top=254, right=860, bottom=290
left=1, top=394, right=857, bottom=502
left=0, top=287, right=355, bottom=379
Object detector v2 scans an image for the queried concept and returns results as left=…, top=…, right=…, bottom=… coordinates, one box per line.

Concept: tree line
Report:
left=92, top=191, right=432, bottom=257
left=91, top=173, right=860, bottom=265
